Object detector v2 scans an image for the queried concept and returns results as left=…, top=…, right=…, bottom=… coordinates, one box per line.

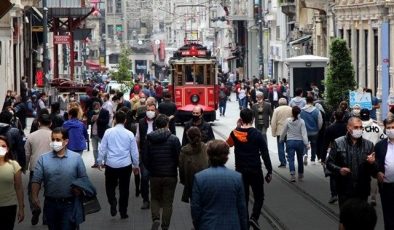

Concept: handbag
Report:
left=82, top=195, right=101, bottom=215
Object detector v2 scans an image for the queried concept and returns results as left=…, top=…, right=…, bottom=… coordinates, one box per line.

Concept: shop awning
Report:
left=289, top=35, right=312, bottom=46
left=86, top=60, right=100, bottom=70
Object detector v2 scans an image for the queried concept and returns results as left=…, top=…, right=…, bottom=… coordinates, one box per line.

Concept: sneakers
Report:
left=303, top=155, right=308, bottom=166
left=328, top=196, right=338, bottom=204
left=290, top=174, right=296, bottom=182
left=31, top=209, right=41, bottom=226
left=141, top=201, right=150, bottom=209
left=151, top=220, right=160, bottom=230
left=249, top=217, right=261, bottom=230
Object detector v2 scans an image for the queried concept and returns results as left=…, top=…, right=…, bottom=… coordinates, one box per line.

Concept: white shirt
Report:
left=98, top=124, right=139, bottom=168
left=273, top=91, right=278, bottom=101
left=385, top=141, right=394, bottom=183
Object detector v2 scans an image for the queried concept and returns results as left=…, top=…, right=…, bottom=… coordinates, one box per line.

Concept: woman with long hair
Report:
left=280, top=106, right=310, bottom=182
left=179, top=127, right=209, bottom=203
left=0, top=135, right=24, bottom=229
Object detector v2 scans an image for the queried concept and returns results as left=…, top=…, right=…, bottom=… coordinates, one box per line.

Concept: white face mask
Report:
left=351, top=129, right=363, bottom=139
left=387, top=129, right=394, bottom=139
left=0, top=147, right=7, bottom=157
left=50, top=141, right=64, bottom=152
left=146, top=111, right=155, bottom=119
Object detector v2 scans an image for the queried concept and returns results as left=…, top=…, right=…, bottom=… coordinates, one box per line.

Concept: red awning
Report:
left=86, top=60, right=100, bottom=70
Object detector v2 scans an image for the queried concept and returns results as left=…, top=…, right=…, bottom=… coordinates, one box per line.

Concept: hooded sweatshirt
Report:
left=362, top=119, right=385, bottom=144
left=289, top=97, right=306, bottom=108
left=63, top=119, right=88, bottom=152
left=144, top=128, right=181, bottom=177
left=227, top=127, right=272, bottom=174
left=300, top=104, right=323, bottom=136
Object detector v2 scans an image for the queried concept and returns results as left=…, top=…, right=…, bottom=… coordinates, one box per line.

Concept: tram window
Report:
left=195, top=65, right=204, bottom=84
left=185, top=65, right=193, bottom=83
left=206, top=64, right=213, bottom=85
left=174, top=65, right=183, bottom=86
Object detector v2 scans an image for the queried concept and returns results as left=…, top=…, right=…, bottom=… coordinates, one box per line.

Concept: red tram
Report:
left=168, top=43, right=218, bottom=122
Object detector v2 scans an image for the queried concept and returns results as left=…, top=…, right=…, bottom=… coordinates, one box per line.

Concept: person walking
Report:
left=268, top=84, right=283, bottom=110
left=323, top=110, right=348, bottom=204
left=179, top=127, right=208, bottom=203
left=226, top=108, right=272, bottom=230
left=158, top=93, right=177, bottom=135
left=289, top=88, right=306, bottom=108
left=251, top=92, right=272, bottom=144
left=98, top=110, right=140, bottom=219
left=374, top=117, right=394, bottom=230
left=271, top=98, right=292, bottom=167
left=300, top=96, right=323, bottom=165
left=24, top=114, right=52, bottom=225
left=326, top=117, right=377, bottom=210
left=191, top=140, right=248, bottom=230
left=182, top=106, right=215, bottom=146
left=280, top=106, right=310, bottom=182
left=0, top=135, right=24, bottom=229
left=143, top=114, right=181, bottom=230
left=136, top=102, right=158, bottom=210
left=219, top=83, right=229, bottom=116
left=87, top=102, right=110, bottom=168
left=62, top=107, right=88, bottom=154
left=237, top=83, right=247, bottom=110
left=31, top=127, right=88, bottom=229
left=360, top=108, right=385, bottom=206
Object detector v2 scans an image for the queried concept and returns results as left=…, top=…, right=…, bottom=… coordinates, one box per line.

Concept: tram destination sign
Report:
left=54, top=35, right=71, bottom=44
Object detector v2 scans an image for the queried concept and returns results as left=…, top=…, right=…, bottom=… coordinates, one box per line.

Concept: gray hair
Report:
left=279, top=97, right=287, bottom=105
left=256, top=91, right=264, bottom=98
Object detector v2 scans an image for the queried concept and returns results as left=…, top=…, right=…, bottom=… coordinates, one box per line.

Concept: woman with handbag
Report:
left=0, top=135, right=24, bottom=229
left=280, top=106, right=310, bottom=182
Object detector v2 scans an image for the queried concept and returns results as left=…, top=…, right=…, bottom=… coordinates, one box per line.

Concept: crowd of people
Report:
left=0, top=75, right=392, bottom=230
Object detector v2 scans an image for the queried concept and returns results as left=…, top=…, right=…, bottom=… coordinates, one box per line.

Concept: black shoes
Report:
left=110, top=201, right=117, bottom=217
left=31, top=209, right=41, bottom=226
left=328, top=196, right=338, bottom=204
left=278, top=164, right=286, bottom=168
left=249, top=217, right=261, bottom=230
left=120, top=213, right=129, bottom=219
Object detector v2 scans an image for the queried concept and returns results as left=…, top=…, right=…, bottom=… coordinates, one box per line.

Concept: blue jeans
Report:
left=277, top=137, right=286, bottom=165
left=91, top=135, right=101, bottom=164
left=219, top=100, right=227, bottom=115
left=44, top=198, right=77, bottom=230
left=286, top=140, right=305, bottom=175
left=239, top=97, right=247, bottom=109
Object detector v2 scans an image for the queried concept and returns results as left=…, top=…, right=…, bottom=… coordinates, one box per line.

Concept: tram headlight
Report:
left=191, top=94, right=200, bottom=104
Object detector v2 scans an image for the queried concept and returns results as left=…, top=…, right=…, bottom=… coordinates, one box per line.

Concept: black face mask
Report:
left=192, top=115, right=200, bottom=122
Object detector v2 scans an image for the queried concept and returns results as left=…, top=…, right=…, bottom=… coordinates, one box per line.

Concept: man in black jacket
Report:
left=136, top=102, right=158, bottom=209
left=326, top=117, right=377, bottom=212
left=226, top=108, right=272, bottom=230
left=158, top=93, right=177, bottom=135
left=87, top=102, right=109, bottom=168
left=182, top=106, right=214, bottom=146
left=323, top=110, right=347, bottom=204
left=143, top=114, right=180, bottom=230
left=374, top=117, right=394, bottom=230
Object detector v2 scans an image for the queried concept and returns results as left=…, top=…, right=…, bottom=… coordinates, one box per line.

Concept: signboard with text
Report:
left=349, top=91, right=372, bottom=110
left=54, top=35, right=71, bottom=44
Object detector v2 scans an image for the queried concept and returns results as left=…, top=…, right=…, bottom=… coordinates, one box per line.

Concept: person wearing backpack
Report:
left=300, top=96, right=323, bottom=165
left=219, top=83, right=229, bottom=116
left=0, top=110, right=26, bottom=172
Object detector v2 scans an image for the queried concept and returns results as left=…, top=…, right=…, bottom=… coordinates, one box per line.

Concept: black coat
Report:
left=182, top=119, right=215, bottom=146
left=375, top=138, right=390, bottom=175
left=322, top=121, right=347, bottom=162
left=326, top=135, right=377, bottom=197
left=144, top=129, right=181, bottom=177
left=87, top=108, right=110, bottom=139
